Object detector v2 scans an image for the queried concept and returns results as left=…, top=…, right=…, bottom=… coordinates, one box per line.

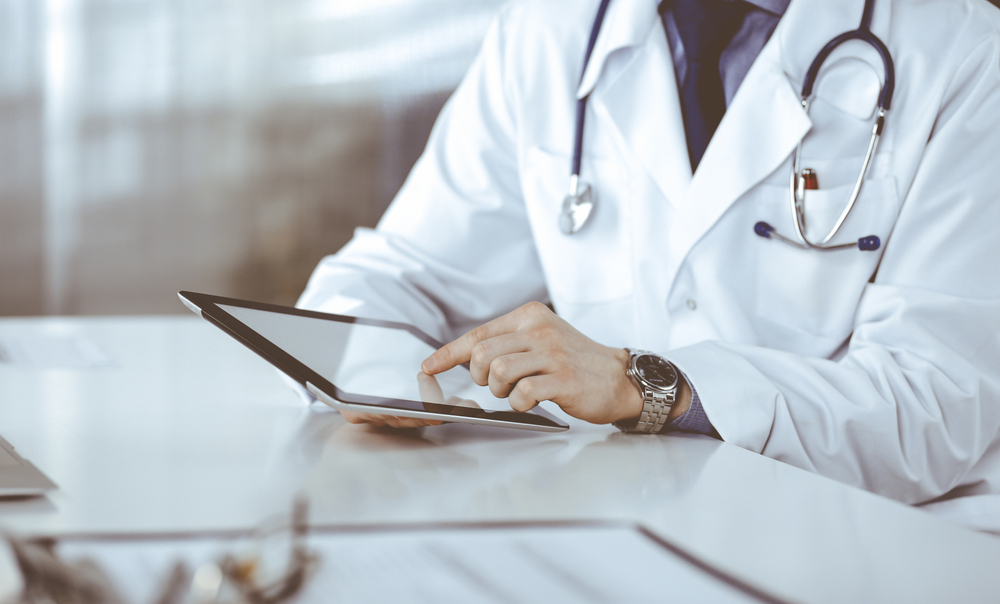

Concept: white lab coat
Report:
left=299, top=0, right=1000, bottom=532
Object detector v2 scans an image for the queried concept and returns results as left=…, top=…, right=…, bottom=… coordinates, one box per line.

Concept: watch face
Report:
left=635, top=354, right=678, bottom=390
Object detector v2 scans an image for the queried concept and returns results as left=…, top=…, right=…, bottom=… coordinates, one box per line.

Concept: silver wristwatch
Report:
left=613, top=348, right=678, bottom=434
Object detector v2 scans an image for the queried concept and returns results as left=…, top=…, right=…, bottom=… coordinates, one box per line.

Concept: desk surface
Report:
left=1, top=316, right=999, bottom=603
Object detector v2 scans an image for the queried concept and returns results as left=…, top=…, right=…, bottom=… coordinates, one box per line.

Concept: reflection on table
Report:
left=1, top=316, right=1000, bottom=604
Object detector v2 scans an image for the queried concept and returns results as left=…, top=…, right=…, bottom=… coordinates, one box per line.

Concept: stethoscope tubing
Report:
left=800, top=1, right=895, bottom=110
left=567, top=0, right=895, bottom=253
left=776, top=0, right=893, bottom=251
left=571, top=0, right=614, bottom=184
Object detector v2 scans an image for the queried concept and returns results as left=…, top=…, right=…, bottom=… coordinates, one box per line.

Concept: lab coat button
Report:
left=686, top=299, right=697, bottom=310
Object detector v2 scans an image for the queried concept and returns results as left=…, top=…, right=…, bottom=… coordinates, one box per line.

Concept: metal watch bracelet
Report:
left=614, top=349, right=678, bottom=434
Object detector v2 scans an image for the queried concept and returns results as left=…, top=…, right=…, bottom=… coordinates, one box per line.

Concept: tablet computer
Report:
left=178, top=292, right=569, bottom=432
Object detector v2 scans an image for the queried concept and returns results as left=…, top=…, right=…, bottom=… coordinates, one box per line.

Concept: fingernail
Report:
left=421, top=357, right=436, bottom=373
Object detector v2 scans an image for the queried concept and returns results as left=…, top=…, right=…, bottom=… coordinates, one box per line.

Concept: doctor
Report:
left=297, top=0, right=1000, bottom=532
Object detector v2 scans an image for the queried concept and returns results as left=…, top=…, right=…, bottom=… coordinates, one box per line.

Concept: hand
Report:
left=422, top=302, right=669, bottom=425
left=339, top=373, right=447, bottom=428
left=339, top=408, right=442, bottom=429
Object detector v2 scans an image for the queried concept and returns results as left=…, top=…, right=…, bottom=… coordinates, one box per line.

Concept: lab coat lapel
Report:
left=576, top=0, right=875, bottom=278
left=582, top=0, right=694, bottom=207
left=669, top=0, right=868, bottom=270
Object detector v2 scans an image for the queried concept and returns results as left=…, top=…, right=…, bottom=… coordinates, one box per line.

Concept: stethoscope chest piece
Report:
left=559, top=176, right=596, bottom=235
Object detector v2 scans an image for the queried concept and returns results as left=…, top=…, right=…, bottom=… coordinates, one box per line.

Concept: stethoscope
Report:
left=561, top=0, right=895, bottom=254
left=559, top=0, right=612, bottom=235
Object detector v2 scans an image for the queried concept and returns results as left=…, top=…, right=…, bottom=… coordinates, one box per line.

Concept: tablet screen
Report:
left=216, top=304, right=511, bottom=412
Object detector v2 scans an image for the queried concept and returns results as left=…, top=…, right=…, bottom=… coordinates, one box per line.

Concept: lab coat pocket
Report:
left=520, top=146, right=633, bottom=304
left=754, top=176, right=899, bottom=348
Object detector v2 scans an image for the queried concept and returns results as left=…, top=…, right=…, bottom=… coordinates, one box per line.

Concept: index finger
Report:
left=421, top=312, right=521, bottom=375
left=416, top=371, right=446, bottom=403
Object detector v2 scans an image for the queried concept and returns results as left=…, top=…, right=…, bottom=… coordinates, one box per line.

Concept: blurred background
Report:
left=3, top=0, right=999, bottom=317
left=0, top=0, right=504, bottom=316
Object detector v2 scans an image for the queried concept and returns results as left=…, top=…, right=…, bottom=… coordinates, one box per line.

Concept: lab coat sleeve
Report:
left=297, top=9, right=548, bottom=343
left=669, top=30, right=1000, bottom=504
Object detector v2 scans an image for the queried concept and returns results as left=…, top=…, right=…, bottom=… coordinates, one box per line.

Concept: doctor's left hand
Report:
left=422, top=302, right=649, bottom=425
left=338, top=372, right=447, bottom=429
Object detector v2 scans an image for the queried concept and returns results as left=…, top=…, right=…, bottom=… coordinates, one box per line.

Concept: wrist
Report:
left=666, top=377, right=692, bottom=422
left=614, top=348, right=692, bottom=432
left=612, top=346, right=644, bottom=424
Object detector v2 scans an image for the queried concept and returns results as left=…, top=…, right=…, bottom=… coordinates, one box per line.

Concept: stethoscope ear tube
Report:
left=757, top=0, right=892, bottom=253
left=783, top=105, right=884, bottom=251
left=754, top=222, right=881, bottom=251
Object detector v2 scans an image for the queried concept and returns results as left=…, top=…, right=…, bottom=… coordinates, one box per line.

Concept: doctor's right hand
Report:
left=421, top=302, right=688, bottom=425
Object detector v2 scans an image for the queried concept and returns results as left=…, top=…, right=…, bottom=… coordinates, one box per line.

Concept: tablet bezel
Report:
left=178, top=291, right=569, bottom=432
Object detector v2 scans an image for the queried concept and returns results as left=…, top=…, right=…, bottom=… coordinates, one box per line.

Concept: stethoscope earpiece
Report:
left=754, top=222, right=775, bottom=238
left=857, top=236, right=880, bottom=251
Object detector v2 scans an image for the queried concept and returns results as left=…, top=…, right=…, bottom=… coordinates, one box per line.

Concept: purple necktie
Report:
left=668, top=0, right=747, bottom=171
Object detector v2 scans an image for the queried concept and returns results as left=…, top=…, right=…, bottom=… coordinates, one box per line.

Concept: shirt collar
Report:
left=664, top=0, right=791, bottom=18
left=739, top=0, right=791, bottom=17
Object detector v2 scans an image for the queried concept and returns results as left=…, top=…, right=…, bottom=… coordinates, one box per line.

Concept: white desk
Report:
left=1, top=316, right=999, bottom=602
